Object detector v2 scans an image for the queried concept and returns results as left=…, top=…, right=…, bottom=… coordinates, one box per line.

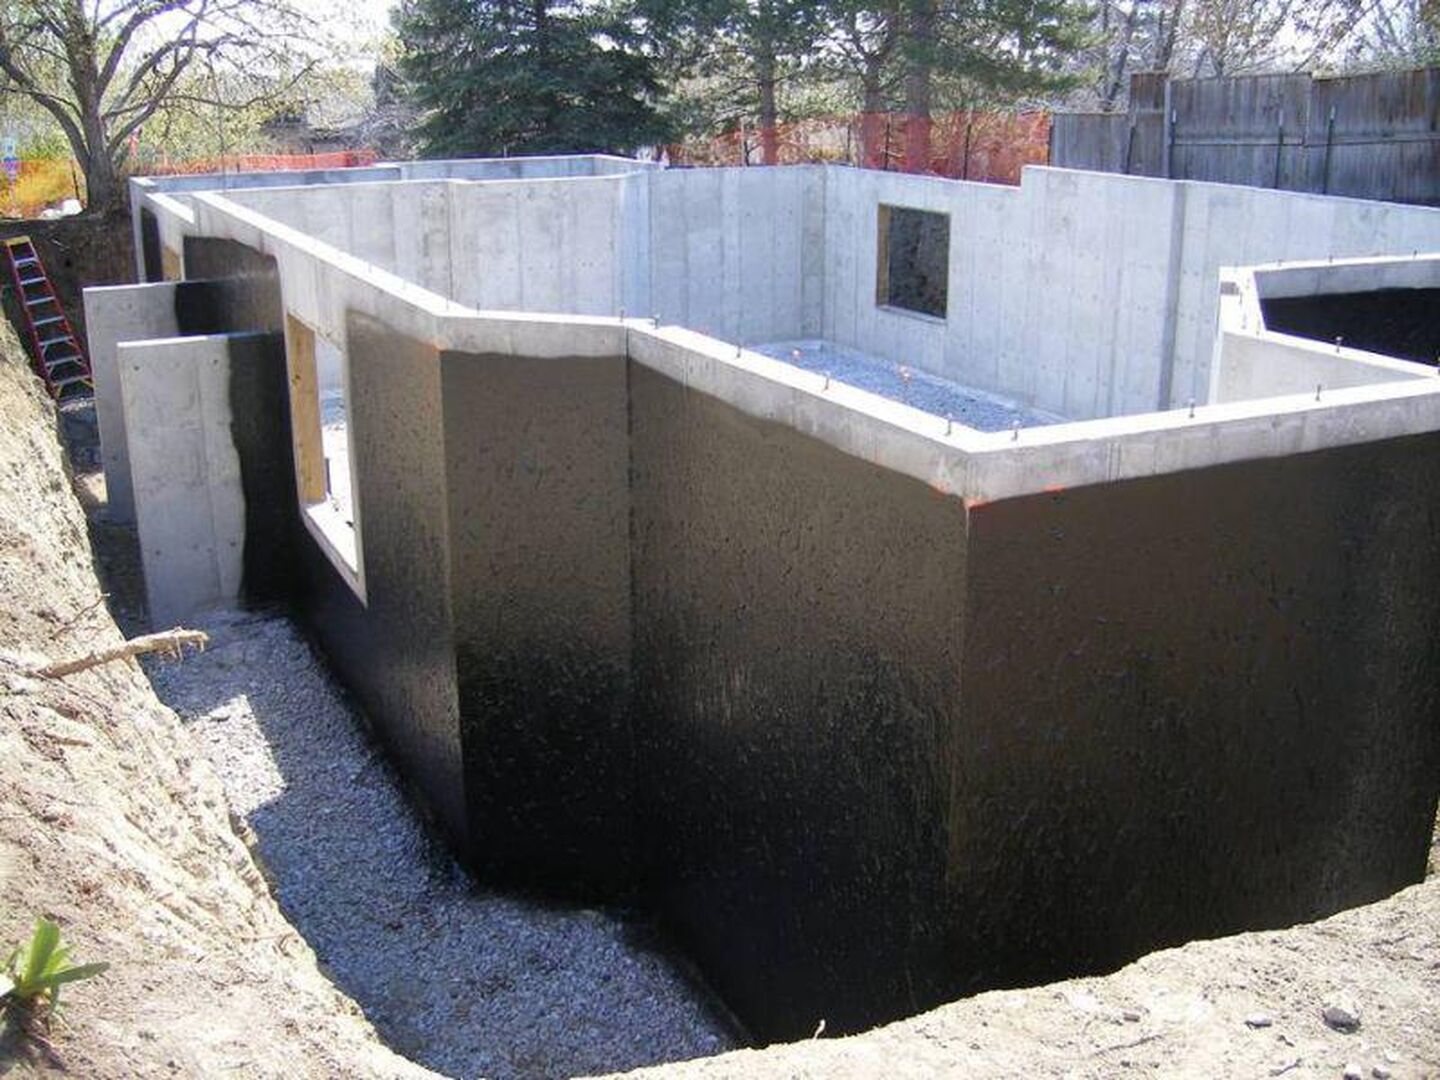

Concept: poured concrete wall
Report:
left=446, top=177, right=638, bottom=315
left=819, top=167, right=1440, bottom=418
left=97, top=168, right=1440, bottom=1053
left=442, top=350, right=634, bottom=892
left=648, top=167, right=823, bottom=344
left=119, top=334, right=250, bottom=625
left=957, top=435, right=1440, bottom=986
left=132, top=159, right=1440, bottom=422
left=629, top=361, right=968, bottom=1039
left=294, top=312, right=466, bottom=845
left=226, top=181, right=456, bottom=299
left=84, top=282, right=182, bottom=523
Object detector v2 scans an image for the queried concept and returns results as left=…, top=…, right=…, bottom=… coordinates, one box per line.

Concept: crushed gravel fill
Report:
left=752, top=338, right=1066, bottom=432
left=145, top=608, right=736, bottom=1080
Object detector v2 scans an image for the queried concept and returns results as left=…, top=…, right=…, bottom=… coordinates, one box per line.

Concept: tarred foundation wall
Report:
left=956, top=434, right=1440, bottom=993
left=627, top=362, right=970, bottom=1041
left=441, top=351, right=635, bottom=894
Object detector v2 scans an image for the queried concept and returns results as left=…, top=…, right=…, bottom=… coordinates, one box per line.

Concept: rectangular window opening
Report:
left=285, top=314, right=363, bottom=591
left=877, top=205, right=950, bottom=320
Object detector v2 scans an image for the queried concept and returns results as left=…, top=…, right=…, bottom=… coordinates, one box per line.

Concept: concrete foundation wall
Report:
left=93, top=167, right=1440, bottom=1053
left=1209, top=329, right=1431, bottom=402
left=294, top=311, right=467, bottom=845
left=629, top=360, right=968, bottom=1039
left=442, top=350, right=635, bottom=892
left=446, top=177, right=635, bottom=316
left=225, top=181, right=456, bottom=299
left=1168, top=182, right=1440, bottom=407
left=119, top=334, right=249, bottom=626
left=957, top=436, right=1440, bottom=985
left=821, top=167, right=1440, bottom=418
left=84, top=282, right=181, bottom=523
left=648, top=166, right=822, bottom=344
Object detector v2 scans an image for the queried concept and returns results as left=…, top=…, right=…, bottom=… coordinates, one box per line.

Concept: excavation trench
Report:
left=64, top=400, right=738, bottom=1080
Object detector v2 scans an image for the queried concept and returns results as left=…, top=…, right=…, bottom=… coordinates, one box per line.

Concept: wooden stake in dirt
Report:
left=34, top=628, right=209, bottom=678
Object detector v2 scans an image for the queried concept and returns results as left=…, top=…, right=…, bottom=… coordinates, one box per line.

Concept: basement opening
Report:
left=284, top=313, right=363, bottom=597
left=877, top=204, right=949, bottom=319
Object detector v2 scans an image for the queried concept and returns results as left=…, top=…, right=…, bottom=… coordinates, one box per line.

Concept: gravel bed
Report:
left=753, top=339, right=1066, bottom=432
left=146, top=609, right=736, bottom=1079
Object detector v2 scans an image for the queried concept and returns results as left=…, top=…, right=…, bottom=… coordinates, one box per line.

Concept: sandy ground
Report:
left=0, top=328, right=433, bottom=1078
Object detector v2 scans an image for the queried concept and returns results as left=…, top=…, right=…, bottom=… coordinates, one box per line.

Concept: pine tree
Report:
left=393, top=0, right=671, bottom=157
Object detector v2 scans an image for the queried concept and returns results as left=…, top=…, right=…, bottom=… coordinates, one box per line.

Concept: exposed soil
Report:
left=0, top=326, right=434, bottom=1078
left=632, top=873, right=1439, bottom=1079
left=0, top=212, right=134, bottom=351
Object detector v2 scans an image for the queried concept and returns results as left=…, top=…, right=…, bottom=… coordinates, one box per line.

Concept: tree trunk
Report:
left=756, top=34, right=779, bottom=165
left=83, top=152, right=121, bottom=212
left=1100, top=7, right=1136, bottom=111
left=903, top=0, right=935, bottom=173
left=860, top=59, right=887, bottom=168
left=63, top=0, right=121, bottom=210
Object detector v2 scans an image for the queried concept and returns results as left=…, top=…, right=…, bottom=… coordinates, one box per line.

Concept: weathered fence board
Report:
left=1053, top=67, right=1440, bottom=205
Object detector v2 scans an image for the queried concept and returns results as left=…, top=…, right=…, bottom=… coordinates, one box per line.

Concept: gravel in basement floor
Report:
left=145, top=609, right=736, bottom=1080
left=753, top=339, right=1066, bottom=433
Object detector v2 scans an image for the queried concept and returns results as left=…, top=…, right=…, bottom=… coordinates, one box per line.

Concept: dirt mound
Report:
left=0, top=213, right=133, bottom=350
left=0, top=324, right=434, bottom=1078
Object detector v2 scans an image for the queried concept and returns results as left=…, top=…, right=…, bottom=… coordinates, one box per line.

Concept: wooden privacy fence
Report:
left=669, top=110, right=1051, bottom=185
left=1051, top=67, right=1440, bottom=206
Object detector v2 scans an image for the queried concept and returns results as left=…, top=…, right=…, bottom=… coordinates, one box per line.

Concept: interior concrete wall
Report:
left=1167, top=181, right=1440, bottom=408
left=819, top=166, right=1440, bottom=419
left=118, top=333, right=247, bottom=626
left=648, top=166, right=823, bottom=345
left=446, top=176, right=637, bottom=315
left=1210, top=329, right=1432, bottom=403
left=136, top=158, right=1440, bottom=425
left=225, top=180, right=455, bottom=299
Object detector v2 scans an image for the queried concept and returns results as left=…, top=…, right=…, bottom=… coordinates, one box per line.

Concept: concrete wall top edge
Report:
left=1026, top=161, right=1440, bottom=213
left=1247, top=253, right=1440, bottom=299
left=132, top=154, right=654, bottom=196
left=176, top=159, right=1440, bottom=504
left=626, top=322, right=1440, bottom=504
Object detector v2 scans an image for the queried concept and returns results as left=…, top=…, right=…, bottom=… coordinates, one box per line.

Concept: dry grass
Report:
left=2, top=161, right=84, bottom=217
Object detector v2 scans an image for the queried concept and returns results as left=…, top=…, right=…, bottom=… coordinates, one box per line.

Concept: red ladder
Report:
left=2, top=235, right=93, bottom=399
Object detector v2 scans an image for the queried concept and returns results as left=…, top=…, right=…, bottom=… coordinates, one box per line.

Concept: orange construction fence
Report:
left=2, top=150, right=382, bottom=218
left=667, top=111, right=1051, bottom=185
left=137, top=149, right=381, bottom=176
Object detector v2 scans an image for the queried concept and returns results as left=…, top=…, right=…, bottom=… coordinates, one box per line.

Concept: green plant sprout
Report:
left=1, top=918, right=108, bottom=1022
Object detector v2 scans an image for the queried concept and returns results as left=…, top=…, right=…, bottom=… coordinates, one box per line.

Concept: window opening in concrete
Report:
left=285, top=314, right=363, bottom=595
left=877, top=205, right=949, bottom=319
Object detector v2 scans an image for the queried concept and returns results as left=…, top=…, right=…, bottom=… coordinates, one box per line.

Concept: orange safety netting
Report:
left=2, top=151, right=383, bottom=218
left=137, top=149, right=381, bottom=176
left=667, top=111, right=1051, bottom=185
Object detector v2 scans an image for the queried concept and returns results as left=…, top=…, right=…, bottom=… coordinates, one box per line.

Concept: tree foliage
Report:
left=393, top=0, right=670, bottom=157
